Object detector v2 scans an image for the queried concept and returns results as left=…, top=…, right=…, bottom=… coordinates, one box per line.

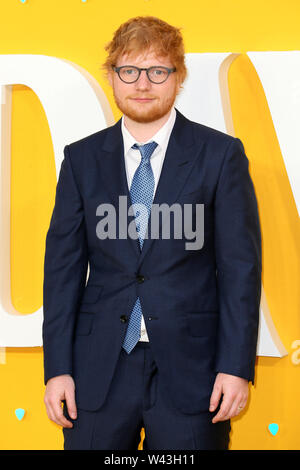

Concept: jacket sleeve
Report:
left=42, top=144, right=88, bottom=384
left=214, top=137, right=262, bottom=383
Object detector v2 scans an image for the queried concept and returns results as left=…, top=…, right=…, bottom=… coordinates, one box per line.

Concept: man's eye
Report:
left=125, top=68, right=135, bottom=74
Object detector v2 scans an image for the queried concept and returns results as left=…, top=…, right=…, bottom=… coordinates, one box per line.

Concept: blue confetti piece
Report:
left=15, top=408, right=25, bottom=421
left=268, top=423, right=279, bottom=436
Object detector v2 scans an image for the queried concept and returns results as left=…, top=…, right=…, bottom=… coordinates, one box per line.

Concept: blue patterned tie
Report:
left=122, top=141, right=158, bottom=354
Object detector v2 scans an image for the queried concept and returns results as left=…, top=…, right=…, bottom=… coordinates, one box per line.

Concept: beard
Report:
left=112, top=87, right=178, bottom=123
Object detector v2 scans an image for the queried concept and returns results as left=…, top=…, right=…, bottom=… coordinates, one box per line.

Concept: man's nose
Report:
left=135, top=70, right=151, bottom=89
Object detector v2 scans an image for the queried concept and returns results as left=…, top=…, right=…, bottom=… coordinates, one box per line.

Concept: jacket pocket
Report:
left=181, top=188, right=202, bottom=197
left=80, top=284, right=103, bottom=304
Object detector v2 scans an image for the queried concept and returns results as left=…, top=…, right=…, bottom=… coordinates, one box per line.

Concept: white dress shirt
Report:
left=121, top=106, right=177, bottom=341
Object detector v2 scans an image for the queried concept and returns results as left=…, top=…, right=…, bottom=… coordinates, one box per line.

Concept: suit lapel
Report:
left=98, top=118, right=141, bottom=259
left=97, top=108, right=204, bottom=267
left=138, top=109, right=203, bottom=267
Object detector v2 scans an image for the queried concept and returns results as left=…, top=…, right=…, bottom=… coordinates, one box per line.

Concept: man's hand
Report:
left=44, top=374, right=77, bottom=428
left=209, top=372, right=249, bottom=423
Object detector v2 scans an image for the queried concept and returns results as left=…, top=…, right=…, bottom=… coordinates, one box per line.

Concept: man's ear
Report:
left=107, top=70, right=113, bottom=87
left=176, top=77, right=182, bottom=95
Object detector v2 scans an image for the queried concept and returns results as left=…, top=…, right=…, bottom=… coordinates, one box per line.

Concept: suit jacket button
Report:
left=136, top=274, right=145, bottom=283
left=120, top=315, right=128, bottom=323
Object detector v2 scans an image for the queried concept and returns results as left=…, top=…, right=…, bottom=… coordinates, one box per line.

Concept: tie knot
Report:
left=132, top=141, right=158, bottom=162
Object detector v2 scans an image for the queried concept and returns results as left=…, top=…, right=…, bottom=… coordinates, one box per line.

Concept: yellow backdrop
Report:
left=0, top=0, right=299, bottom=450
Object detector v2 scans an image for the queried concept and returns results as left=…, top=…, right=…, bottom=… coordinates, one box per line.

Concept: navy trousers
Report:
left=63, top=342, right=231, bottom=450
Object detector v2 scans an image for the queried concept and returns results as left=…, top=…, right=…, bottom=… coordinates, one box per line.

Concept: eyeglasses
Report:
left=112, top=65, right=176, bottom=84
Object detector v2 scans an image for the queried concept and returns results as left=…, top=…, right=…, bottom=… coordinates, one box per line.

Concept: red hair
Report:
left=102, top=16, right=187, bottom=89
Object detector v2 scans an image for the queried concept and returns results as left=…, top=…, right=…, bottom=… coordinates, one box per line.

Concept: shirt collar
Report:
left=121, top=106, right=176, bottom=155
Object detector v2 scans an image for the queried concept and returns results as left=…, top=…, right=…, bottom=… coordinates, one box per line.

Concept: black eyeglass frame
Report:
left=112, top=65, right=177, bottom=84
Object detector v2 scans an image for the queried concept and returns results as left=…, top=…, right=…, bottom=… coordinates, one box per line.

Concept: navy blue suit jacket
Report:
left=43, top=108, right=262, bottom=414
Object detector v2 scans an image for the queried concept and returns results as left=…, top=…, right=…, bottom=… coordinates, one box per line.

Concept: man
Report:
left=43, top=16, right=262, bottom=450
